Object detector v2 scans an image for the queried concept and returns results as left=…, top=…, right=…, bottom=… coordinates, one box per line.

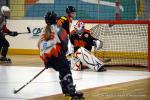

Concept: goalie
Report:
left=70, top=21, right=106, bottom=72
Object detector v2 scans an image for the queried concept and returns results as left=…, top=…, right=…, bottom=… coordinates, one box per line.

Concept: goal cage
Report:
left=82, top=20, right=150, bottom=71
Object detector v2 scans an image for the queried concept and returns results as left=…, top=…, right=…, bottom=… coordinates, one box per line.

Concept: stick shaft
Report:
left=14, top=68, right=46, bottom=93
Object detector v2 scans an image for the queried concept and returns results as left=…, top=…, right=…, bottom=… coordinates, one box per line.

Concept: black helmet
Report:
left=66, top=6, right=76, bottom=14
left=44, top=11, right=57, bottom=25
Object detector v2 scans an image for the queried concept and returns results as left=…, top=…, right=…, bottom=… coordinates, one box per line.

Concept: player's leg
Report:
left=0, top=37, right=11, bottom=63
left=0, top=37, right=9, bottom=57
left=59, top=70, right=84, bottom=99
left=0, top=35, right=3, bottom=57
left=0, top=46, right=2, bottom=60
left=56, top=57, right=84, bottom=99
left=45, top=56, right=84, bottom=99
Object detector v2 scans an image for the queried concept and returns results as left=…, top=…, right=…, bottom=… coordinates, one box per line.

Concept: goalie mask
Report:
left=74, top=21, right=85, bottom=34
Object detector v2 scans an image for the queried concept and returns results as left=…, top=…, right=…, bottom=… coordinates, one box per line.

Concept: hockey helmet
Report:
left=74, top=20, right=85, bottom=32
left=1, top=6, right=10, bottom=14
left=66, top=6, right=76, bottom=14
left=44, top=11, right=57, bottom=25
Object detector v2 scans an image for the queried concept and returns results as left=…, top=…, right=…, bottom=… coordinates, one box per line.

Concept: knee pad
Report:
left=60, top=74, right=73, bottom=85
left=59, top=74, right=74, bottom=94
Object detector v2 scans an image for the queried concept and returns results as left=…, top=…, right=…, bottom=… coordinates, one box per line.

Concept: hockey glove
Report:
left=9, top=31, right=18, bottom=36
left=93, top=40, right=103, bottom=50
left=44, top=62, right=51, bottom=69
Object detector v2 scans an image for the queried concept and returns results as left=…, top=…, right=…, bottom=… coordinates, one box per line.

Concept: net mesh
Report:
left=85, top=22, right=148, bottom=67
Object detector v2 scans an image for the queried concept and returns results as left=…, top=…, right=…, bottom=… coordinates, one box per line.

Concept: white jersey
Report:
left=39, top=25, right=61, bottom=60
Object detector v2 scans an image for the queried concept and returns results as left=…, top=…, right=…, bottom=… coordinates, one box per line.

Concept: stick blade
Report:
left=27, top=27, right=31, bottom=33
left=13, top=90, right=18, bottom=94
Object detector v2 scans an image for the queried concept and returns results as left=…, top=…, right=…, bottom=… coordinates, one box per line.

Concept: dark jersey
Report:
left=70, top=29, right=97, bottom=52
left=57, top=16, right=72, bottom=36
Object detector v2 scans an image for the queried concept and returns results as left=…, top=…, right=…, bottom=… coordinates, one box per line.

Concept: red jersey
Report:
left=0, top=14, right=10, bottom=34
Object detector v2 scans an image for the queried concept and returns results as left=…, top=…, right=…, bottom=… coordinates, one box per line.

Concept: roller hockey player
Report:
left=57, top=6, right=76, bottom=36
left=70, top=21, right=107, bottom=72
left=57, top=6, right=76, bottom=56
left=38, top=11, right=84, bottom=100
left=0, top=6, right=18, bottom=63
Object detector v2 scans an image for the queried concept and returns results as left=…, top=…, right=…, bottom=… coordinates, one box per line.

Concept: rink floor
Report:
left=0, top=66, right=150, bottom=100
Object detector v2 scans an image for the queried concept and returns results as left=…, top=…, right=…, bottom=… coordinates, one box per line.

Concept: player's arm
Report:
left=70, top=30, right=76, bottom=45
left=2, top=25, right=18, bottom=36
left=57, top=28, right=68, bottom=54
left=86, top=30, right=103, bottom=50
left=57, top=16, right=66, bottom=27
left=83, top=30, right=102, bottom=51
left=1, top=25, right=10, bottom=33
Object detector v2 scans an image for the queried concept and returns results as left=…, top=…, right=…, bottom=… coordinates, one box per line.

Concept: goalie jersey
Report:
left=70, top=29, right=97, bottom=52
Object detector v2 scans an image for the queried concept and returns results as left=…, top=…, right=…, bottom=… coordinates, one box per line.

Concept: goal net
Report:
left=82, top=20, right=150, bottom=71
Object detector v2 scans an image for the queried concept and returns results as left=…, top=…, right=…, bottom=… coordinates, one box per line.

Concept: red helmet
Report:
left=74, top=20, right=85, bottom=32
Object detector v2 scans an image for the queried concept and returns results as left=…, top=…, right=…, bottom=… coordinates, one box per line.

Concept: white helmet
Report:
left=1, top=6, right=10, bottom=14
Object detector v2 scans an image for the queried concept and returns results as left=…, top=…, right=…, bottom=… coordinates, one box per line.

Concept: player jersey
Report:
left=0, top=14, right=10, bottom=34
left=57, top=15, right=72, bottom=36
left=70, top=29, right=97, bottom=52
left=39, top=25, right=68, bottom=62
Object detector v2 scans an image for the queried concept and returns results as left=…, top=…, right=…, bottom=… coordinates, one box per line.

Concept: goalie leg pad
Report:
left=70, top=57, right=82, bottom=71
left=75, top=47, right=104, bottom=71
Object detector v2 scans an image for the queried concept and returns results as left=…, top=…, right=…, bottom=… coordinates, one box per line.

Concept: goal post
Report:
left=82, top=20, right=150, bottom=71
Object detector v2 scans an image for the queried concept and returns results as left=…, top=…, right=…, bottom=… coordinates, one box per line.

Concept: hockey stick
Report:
left=4, top=27, right=31, bottom=35
left=13, top=67, right=46, bottom=94
left=17, top=27, right=31, bottom=34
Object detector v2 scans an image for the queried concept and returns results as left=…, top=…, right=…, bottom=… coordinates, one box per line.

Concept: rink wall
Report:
left=6, top=20, right=78, bottom=55
left=6, top=20, right=148, bottom=59
left=7, top=20, right=44, bottom=55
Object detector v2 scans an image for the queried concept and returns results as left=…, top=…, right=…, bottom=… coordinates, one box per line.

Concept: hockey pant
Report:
left=0, top=35, right=9, bottom=57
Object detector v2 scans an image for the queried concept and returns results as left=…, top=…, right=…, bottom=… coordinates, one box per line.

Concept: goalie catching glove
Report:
left=93, top=40, right=103, bottom=50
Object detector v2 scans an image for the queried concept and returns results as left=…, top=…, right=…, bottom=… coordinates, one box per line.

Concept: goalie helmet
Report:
left=44, top=11, right=57, bottom=25
left=1, top=6, right=10, bottom=14
left=74, top=20, right=85, bottom=33
left=66, top=6, right=76, bottom=14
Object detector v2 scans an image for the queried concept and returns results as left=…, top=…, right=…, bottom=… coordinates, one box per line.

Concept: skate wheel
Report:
left=0, top=61, right=12, bottom=65
left=71, top=96, right=85, bottom=100
left=65, top=95, right=72, bottom=100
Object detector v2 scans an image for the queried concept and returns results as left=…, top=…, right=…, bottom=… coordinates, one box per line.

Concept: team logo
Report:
left=43, top=42, right=47, bottom=50
left=32, top=28, right=43, bottom=36
left=84, top=34, right=89, bottom=38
